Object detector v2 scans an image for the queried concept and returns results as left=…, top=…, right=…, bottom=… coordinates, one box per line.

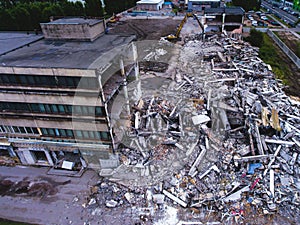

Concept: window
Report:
left=94, top=131, right=101, bottom=139
left=27, top=76, right=35, bottom=85
left=19, top=127, right=26, bottom=133
left=88, top=106, right=94, bottom=115
left=31, top=104, right=39, bottom=112
left=55, top=129, right=60, bottom=136
left=66, top=130, right=73, bottom=137
left=41, top=128, right=48, bottom=135
left=58, top=105, right=65, bottom=113
left=65, top=105, right=72, bottom=114
left=25, top=127, right=32, bottom=134
left=81, top=106, right=88, bottom=115
left=1, top=75, right=10, bottom=84
left=95, top=107, right=104, bottom=116
left=101, top=132, right=110, bottom=140
left=74, top=106, right=82, bottom=114
left=82, top=131, right=89, bottom=139
left=51, top=105, right=58, bottom=113
left=32, top=128, right=39, bottom=134
left=75, top=130, right=83, bottom=138
left=59, top=129, right=66, bottom=137
left=44, top=104, right=51, bottom=113
left=48, top=128, right=55, bottom=136
left=39, top=104, right=45, bottom=112
left=89, top=131, right=95, bottom=139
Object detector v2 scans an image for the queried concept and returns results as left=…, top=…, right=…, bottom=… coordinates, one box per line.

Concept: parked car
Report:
left=261, top=16, right=268, bottom=21
left=270, top=20, right=280, bottom=26
left=252, top=20, right=258, bottom=26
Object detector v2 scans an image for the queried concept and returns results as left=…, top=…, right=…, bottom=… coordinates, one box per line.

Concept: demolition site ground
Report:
left=1, top=18, right=300, bottom=225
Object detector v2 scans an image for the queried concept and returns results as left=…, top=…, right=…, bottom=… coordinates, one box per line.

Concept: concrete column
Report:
left=222, top=13, right=226, bottom=33
left=120, top=58, right=131, bottom=116
left=132, top=42, right=139, bottom=79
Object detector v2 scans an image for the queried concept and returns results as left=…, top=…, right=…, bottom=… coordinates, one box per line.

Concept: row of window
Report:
left=0, top=102, right=105, bottom=117
left=0, top=74, right=99, bottom=89
left=0, top=125, right=111, bottom=141
left=0, top=125, right=39, bottom=134
left=41, top=128, right=111, bottom=140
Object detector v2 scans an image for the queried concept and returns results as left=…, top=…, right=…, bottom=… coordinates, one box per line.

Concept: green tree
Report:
left=10, top=5, right=31, bottom=30
left=245, top=29, right=264, bottom=47
left=0, top=9, right=16, bottom=30
left=85, top=0, right=103, bottom=17
left=231, top=0, right=261, bottom=11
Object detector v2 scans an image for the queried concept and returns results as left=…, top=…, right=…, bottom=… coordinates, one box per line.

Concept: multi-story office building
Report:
left=0, top=18, right=136, bottom=174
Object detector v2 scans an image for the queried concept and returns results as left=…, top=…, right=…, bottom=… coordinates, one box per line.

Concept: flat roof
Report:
left=137, top=0, right=164, bottom=4
left=0, top=34, right=136, bottom=69
left=42, top=18, right=102, bottom=26
left=0, top=32, right=43, bottom=55
left=205, top=7, right=245, bottom=15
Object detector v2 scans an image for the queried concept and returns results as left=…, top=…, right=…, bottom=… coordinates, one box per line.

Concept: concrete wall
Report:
left=40, top=22, right=105, bottom=41
left=267, top=30, right=300, bottom=69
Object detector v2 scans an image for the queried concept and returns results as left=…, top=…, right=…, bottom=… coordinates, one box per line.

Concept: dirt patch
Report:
left=275, top=31, right=300, bottom=58
left=108, top=19, right=179, bottom=40
left=0, top=176, right=71, bottom=199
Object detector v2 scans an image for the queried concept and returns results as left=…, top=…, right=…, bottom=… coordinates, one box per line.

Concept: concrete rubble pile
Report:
left=87, top=35, right=300, bottom=223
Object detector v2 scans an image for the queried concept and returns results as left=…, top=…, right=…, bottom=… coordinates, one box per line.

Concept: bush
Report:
left=245, top=29, right=264, bottom=47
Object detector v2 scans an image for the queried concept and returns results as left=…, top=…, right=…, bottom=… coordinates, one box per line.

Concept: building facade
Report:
left=0, top=18, right=136, bottom=174
left=136, top=0, right=165, bottom=11
left=204, top=7, right=245, bottom=33
left=188, top=0, right=221, bottom=11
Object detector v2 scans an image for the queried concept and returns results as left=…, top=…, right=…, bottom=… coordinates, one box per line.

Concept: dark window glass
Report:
left=39, top=104, right=45, bottom=112
left=88, top=131, right=95, bottom=139
left=95, top=131, right=101, bottom=139
left=32, top=128, right=39, bottom=134
left=19, top=127, right=26, bottom=133
left=30, top=104, right=39, bottom=112
left=75, top=130, right=82, bottom=138
left=95, top=107, right=103, bottom=116
left=58, top=77, right=67, bottom=87
left=81, top=106, right=88, bottom=115
left=66, top=130, right=73, bottom=137
left=27, top=76, right=35, bottom=85
left=60, top=129, right=66, bottom=137
left=8, top=75, right=17, bottom=84
left=25, top=127, right=32, bottom=133
left=101, top=132, right=109, bottom=140
left=51, top=105, right=58, bottom=113
left=44, top=104, right=51, bottom=113
left=41, top=128, right=48, bottom=135
left=48, top=128, right=55, bottom=136
left=58, top=105, right=65, bottom=113
left=39, top=76, right=48, bottom=86
left=82, top=131, right=89, bottom=139
left=65, top=105, right=72, bottom=114
left=1, top=75, right=10, bottom=84
left=87, top=106, right=94, bottom=115
left=19, top=75, right=27, bottom=84
left=12, top=126, right=19, bottom=133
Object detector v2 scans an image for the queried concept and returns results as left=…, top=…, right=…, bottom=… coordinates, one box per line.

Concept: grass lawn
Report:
left=259, top=33, right=293, bottom=84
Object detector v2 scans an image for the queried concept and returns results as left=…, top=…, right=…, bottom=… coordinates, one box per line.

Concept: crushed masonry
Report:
left=85, top=33, right=300, bottom=224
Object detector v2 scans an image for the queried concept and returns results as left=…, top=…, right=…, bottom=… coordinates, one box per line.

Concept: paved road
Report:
left=0, top=166, right=99, bottom=225
left=262, top=0, right=299, bottom=26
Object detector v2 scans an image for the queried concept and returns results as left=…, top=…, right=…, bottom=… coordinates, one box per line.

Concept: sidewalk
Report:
left=0, top=166, right=98, bottom=225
